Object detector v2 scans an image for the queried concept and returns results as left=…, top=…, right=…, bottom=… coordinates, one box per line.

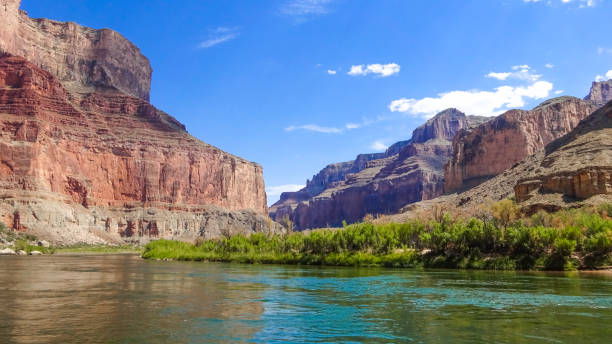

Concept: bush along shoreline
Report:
left=142, top=202, right=612, bottom=271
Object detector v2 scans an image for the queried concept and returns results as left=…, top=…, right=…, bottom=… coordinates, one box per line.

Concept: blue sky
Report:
left=21, top=0, right=612, bottom=205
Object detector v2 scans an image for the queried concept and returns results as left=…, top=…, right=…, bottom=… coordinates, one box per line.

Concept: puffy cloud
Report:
left=486, top=65, right=541, bottom=82
left=389, top=81, right=554, bottom=118
left=486, top=72, right=511, bottom=80
left=327, top=69, right=337, bottom=75
left=595, top=70, right=612, bottom=82
left=198, top=27, right=240, bottom=49
left=369, top=141, right=388, bottom=151
left=348, top=63, right=400, bottom=77
left=545, top=63, right=554, bottom=69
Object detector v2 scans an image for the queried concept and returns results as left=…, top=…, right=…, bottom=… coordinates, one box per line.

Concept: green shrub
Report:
left=141, top=203, right=612, bottom=270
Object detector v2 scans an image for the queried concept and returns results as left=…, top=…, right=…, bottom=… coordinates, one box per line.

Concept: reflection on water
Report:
left=1, top=255, right=612, bottom=343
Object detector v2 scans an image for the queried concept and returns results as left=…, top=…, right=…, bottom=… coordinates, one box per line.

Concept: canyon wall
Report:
left=0, top=5, right=278, bottom=244
left=444, top=97, right=598, bottom=193
left=270, top=109, right=487, bottom=229
left=0, top=0, right=152, bottom=100
left=514, top=100, right=612, bottom=212
left=584, top=80, right=612, bottom=106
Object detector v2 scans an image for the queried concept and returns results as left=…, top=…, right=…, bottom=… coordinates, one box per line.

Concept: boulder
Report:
left=0, top=248, right=16, bottom=255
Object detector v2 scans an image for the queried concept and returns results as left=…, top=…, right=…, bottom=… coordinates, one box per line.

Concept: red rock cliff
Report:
left=514, top=100, right=612, bottom=212
left=444, top=97, right=598, bottom=193
left=270, top=109, right=487, bottom=229
left=0, top=2, right=278, bottom=243
left=0, top=0, right=152, bottom=100
left=0, top=55, right=275, bottom=244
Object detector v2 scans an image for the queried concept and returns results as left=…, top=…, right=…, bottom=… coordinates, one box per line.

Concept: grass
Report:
left=143, top=202, right=612, bottom=271
left=54, top=244, right=142, bottom=254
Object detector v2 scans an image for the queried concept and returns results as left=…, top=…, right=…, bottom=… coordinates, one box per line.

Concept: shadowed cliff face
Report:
left=444, top=97, right=599, bottom=193
left=0, top=0, right=152, bottom=100
left=269, top=109, right=487, bottom=230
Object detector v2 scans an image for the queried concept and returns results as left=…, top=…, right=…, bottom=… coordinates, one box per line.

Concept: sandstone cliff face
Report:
left=444, top=97, right=598, bottom=193
left=585, top=80, right=612, bottom=106
left=0, top=55, right=276, bottom=243
left=0, top=0, right=152, bottom=100
left=270, top=109, right=486, bottom=229
left=513, top=100, right=612, bottom=212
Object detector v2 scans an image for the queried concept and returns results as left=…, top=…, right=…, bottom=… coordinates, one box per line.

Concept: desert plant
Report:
left=490, top=199, right=520, bottom=228
left=280, top=215, right=294, bottom=232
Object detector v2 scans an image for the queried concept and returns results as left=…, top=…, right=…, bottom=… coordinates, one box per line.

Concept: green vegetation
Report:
left=54, top=244, right=142, bottom=254
left=14, top=239, right=55, bottom=254
left=143, top=203, right=612, bottom=271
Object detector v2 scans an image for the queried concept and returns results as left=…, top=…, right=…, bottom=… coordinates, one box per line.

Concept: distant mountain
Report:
left=269, top=109, right=487, bottom=229
left=584, top=79, right=612, bottom=106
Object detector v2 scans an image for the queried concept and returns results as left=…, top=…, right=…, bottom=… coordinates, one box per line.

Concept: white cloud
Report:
left=280, top=0, right=333, bottom=21
left=486, top=72, right=512, bottom=80
left=327, top=69, right=337, bottom=75
left=554, top=90, right=564, bottom=95
left=285, top=117, right=382, bottom=135
left=545, top=63, right=554, bottom=69
left=512, top=64, right=530, bottom=70
left=198, top=27, right=239, bottom=49
left=487, top=65, right=541, bottom=82
left=595, top=70, right=612, bottom=82
left=370, top=141, right=388, bottom=151
left=285, top=124, right=342, bottom=134
left=266, top=184, right=305, bottom=197
left=348, top=63, right=400, bottom=77
left=389, top=81, right=554, bottom=118
left=523, top=0, right=597, bottom=7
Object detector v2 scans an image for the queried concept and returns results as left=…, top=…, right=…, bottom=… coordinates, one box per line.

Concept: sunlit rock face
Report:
left=0, top=4, right=280, bottom=244
left=444, top=97, right=599, bottom=193
left=514, top=100, right=612, bottom=213
left=270, top=109, right=487, bottom=230
left=0, top=0, right=151, bottom=100
left=584, top=80, right=612, bottom=107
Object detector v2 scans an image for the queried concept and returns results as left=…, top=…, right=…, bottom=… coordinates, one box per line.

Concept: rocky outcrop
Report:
left=0, top=54, right=278, bottom=244
left=270, top=109, right=488, bottom=229
left=0, top=0, right=151, bottom=100
left=444, top=97, right=598, bottom=193
left=514, top=100, right=612, bottom=212
left=585, top=80, right=612, bottom=106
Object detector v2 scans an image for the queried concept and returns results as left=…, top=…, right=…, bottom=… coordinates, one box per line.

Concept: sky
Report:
left=21, top=0, right=612, bottom=205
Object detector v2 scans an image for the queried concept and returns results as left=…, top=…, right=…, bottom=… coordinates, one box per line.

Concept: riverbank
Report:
left=53, top=245, right=142, bottom=255
left=143, top=203, right=612, bottom=271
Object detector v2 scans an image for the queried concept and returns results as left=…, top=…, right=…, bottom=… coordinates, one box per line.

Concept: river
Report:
left=1, top=255, right=611, bottom=343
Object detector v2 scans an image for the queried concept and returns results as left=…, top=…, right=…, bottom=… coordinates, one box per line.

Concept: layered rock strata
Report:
left=270, top=109, right=488, bottom=229
left=0, top=0, right=151, bottom=100
left=514, top=100, right=612, bottom=212
left=444, top=97, right=598, bottom=193
left=0, top=41, right=277, bottom=242
left=584, top=79, right=612, bottom=106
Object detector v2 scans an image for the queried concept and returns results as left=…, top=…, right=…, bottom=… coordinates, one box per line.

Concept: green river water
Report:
left=1, top=254, right=611, bottom=343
